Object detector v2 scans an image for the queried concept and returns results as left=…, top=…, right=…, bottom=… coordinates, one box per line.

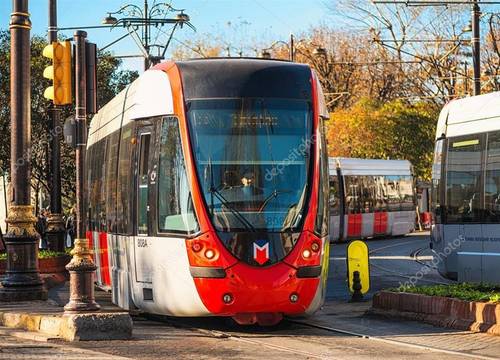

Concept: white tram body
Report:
left=329, top=157, right=416, bottom=242
left=431, top=91, right=500, bottom=283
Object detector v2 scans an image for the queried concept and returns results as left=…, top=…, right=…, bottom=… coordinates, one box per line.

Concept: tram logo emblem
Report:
left=253, top=240, right=269, bottom=265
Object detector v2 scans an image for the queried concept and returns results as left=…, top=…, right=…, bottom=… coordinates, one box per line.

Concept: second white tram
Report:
left=431, top=91, right=500, bottom=284
left=329, top=157, right=416, bottom=242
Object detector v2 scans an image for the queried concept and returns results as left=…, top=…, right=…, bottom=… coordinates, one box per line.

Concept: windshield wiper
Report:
left=259, top=189, right=293, bottom=212
left=209, top=186, right=256, bottom=232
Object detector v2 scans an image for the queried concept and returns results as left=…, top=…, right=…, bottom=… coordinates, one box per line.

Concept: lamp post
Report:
left=64, top=30, right=99, bottom=313
left=0, top=0, right=46, bottom=302
left=101, top=0, right=194, bottom=70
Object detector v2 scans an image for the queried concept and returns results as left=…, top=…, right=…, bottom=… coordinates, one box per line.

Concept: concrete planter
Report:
left=372, top=290, right=500, bottom=336
left=0, top=254, right=70, bottom=274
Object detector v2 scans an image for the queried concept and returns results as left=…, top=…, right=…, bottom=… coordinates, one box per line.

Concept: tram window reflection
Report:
left=329, top=175, right=340, bottom=216
left=187, top=98, right=312, bottom=232
left=485, top=132, right=500, bottom=222
left=385, top=175, right=401, bottom=211
left=445, top=136, right=482, bottom=223
left=157, top=117, right=199, bottom=234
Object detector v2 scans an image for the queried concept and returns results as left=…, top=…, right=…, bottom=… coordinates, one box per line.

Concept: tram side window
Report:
left=106, top=132, right=120, bottom=232
left=373, top=176, right=388, bottom=211
left=385, top=175, right=401, bottom=211
left=329, top=175, right=340, bottom=216
left=157, top=117, right=199, bottom=234
left=88, top=139, right=107, bottom=232
left=116, top=126, right=135, bottom=234
left=315, top=130, right=329, bottom=236
left=399, top=176, right=415, bottom=211
left=431, top=139, right=444, bottom=223
left=485, top=131, right=500, bottom=222
left=344, top=176, right=361, bottom=214
left=445, top=136, right=482, bottom=223
left=361, top=176, right=375, bottom=213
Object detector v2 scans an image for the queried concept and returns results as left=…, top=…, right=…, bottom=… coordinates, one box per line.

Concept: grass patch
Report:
left=0, top=249, right=69, bottom=260
left=392, top=283, right=500, bottom=303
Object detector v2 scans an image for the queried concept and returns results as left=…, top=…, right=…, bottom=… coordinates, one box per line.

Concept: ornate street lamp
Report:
left=101, top=1, right=195, bottom=69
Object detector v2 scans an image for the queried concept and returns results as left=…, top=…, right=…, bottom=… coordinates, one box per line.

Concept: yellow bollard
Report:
left=347, top=240, right=370, bottom=301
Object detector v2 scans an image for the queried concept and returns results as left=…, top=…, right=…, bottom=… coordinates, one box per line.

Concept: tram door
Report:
left=134, top=126, right=154, bottom=284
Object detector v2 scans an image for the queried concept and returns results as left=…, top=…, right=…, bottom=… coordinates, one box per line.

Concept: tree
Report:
left=0, top=30, right=139, bottom=211
left=327, top=98, right=438, bottom=180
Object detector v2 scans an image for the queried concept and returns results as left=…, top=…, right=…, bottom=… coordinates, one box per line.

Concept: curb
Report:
left=371, top=291, right=500, bottom=336
left=0, top=308, right=133, bottom=341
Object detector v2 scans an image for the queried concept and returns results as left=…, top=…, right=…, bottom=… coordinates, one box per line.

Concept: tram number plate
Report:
left=137, top=238, right=148, bottom=248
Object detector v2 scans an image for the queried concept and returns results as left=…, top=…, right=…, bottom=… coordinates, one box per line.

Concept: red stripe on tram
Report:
left=99, top=232, right=111, bottom=286
left=347, top=214, right=362, bottom=237
left=374, top=212, right=388, bottom=234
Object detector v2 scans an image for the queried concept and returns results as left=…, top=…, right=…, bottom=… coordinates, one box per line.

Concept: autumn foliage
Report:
left=327, top=99, right=438, bottom=180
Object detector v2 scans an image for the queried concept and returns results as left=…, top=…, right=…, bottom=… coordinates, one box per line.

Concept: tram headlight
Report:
left=205, top=249, right=216, bottom=259
left=311, top=241, right=320, bottom=252
left=302, top=249, right=311, bottom=259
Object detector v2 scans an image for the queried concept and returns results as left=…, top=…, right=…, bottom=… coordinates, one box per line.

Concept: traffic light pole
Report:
left=0, top=0, right=46, bottom=301
left=64, top=30, right=99, bottom=313
left=472, top=1, right=481, bottom=96
left=46, top=0, right=65, bottom=252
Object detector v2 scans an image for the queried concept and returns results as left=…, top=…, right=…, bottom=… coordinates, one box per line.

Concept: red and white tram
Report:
left=329, top=157, right=416, bottom=242
left=86, top=59, right=330, bottom=325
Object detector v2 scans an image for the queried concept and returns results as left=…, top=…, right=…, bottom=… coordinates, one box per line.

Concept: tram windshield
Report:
left=187, top=98, right=313, bottom=232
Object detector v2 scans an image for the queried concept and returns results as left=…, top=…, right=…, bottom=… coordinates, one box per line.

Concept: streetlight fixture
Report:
left=101, top=1, right=195, bottom=70
left=102, top=13, right=118, bottom=25
left=58, top=1, right=195, bottom=70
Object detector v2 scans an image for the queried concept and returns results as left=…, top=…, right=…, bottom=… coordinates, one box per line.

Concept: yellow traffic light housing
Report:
left=43, top=40, right=72, bottom=105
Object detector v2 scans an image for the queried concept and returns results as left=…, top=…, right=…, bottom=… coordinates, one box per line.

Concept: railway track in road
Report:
left=366, top=239, right=449, bottom=285
left=143, top=314, right=498, bottom=360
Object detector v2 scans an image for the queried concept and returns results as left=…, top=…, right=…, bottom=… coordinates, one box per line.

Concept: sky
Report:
left=0, top=0, right=335, bottom=72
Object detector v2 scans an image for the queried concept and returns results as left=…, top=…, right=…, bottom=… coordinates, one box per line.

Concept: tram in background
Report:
left=329, top=157, right=416, bottom=242
left=86, top=58, right=330, bottom=325
left=431, top=91, right=500, bottom=284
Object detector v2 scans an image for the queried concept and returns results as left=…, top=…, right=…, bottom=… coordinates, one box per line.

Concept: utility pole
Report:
left=64, top=30, right=99, bottom=313
left=0, top=0, right=46, bottom=302
left=290, top=34, right=294, bottom=62
left=143, top=0, right=150, bottom=70
left=46, top=0, right=65, bottom=252
left=472, top=0, right=481, bottom=95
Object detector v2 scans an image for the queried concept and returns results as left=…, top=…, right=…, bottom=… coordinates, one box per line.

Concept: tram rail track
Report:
left=145, top=314, right=498, bottom=360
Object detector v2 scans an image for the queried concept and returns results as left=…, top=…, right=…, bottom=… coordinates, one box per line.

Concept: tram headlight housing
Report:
left=192, top=241, right=203, bottom=252
left=311, top=241, right=320, bottom=252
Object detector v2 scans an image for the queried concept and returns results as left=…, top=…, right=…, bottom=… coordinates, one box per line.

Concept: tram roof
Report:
left=436, top=91, right=500, bottom=139
left=329, top=157, right=412, bottom=176
left=175, top=58, right=313, bottom=101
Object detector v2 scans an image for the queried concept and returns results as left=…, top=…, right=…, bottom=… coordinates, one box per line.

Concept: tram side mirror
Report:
left=64, top=116, right=77, bottom=149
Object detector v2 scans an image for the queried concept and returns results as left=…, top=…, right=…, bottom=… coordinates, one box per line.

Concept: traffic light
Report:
left=43, top=40, right=72, bottom=105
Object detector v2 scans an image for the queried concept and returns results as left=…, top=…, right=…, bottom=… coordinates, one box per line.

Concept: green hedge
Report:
left=393, top=283, right=500, bottom=303
left=0, top=249, right=69, bottom=260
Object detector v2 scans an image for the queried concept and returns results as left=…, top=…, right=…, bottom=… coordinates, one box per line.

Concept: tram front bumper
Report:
left=191, top=261, right=321, bottom=317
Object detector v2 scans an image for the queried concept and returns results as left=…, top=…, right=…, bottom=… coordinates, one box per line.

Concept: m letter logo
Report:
left=253, top=240, right=269, bottom=265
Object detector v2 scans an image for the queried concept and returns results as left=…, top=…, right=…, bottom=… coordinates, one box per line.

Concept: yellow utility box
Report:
left=347, top=240, right=370, bottom=294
